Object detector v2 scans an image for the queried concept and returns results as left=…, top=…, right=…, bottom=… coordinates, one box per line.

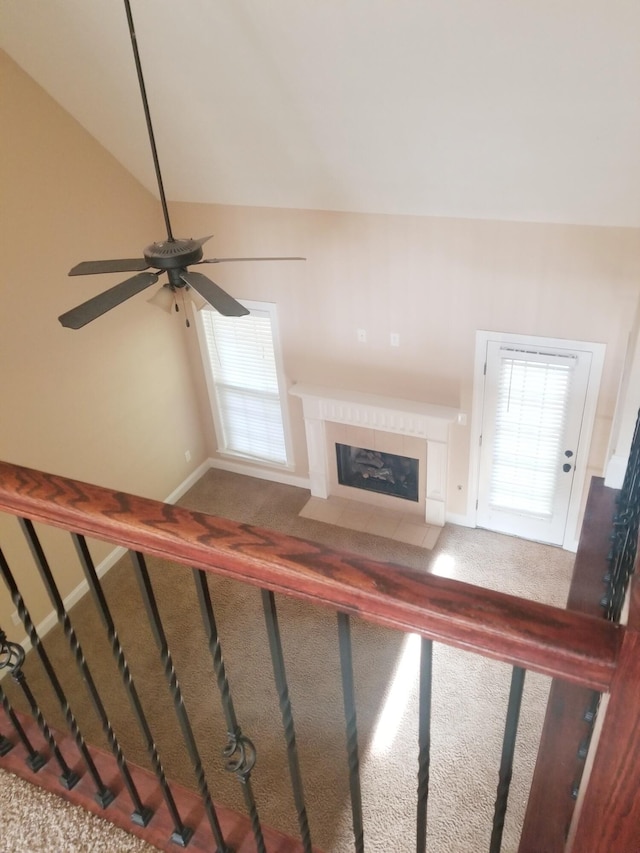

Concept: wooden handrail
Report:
left=519, top=477, right=619, bottom=853
left=0, top=461, right=622, bottom=692
left=567, top=574, right=640, bottom=851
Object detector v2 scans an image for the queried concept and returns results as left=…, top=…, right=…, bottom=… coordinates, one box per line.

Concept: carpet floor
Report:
left=1, top=470, right=575, bottom=852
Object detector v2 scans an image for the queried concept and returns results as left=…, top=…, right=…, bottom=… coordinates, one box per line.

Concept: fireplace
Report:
left=336, top=443, right=419, bottom=502
left=289, top=383, right=459, bottom=526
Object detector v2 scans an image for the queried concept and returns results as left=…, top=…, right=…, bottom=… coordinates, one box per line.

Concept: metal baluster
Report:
left=337, top=612, right=364, bottom=853
left=619, top=409, right=640, bottom=508
left=72, top=533, right=199, bottom=834
left=583, top=691, right=601, bottom=725
left=490, top=666, right=526, bottom=853
left=20, top=520, right=149, bottom=820
left=606, top=520, right=637, bottom=621
left=416, top=637, right=433, bottom=853
left=0, top=680, right=47, bottom=773
left=0, top=730, right=13, bottom=757
left=1, top=660, right=45, bottom=768
left=193, top=569, right=266, bottom=853
left=129, top=551, right=231, bottom=852
left=0, top=548, right=110, bottom=800
left=0, top=629, right=75, bottom=783
left=261, top=589, right=313, bottom=853
left=604, top=407, right=640, bottom=621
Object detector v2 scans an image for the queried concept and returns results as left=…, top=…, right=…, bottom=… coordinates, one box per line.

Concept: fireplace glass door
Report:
left=336, top=444, right=419, bottom=502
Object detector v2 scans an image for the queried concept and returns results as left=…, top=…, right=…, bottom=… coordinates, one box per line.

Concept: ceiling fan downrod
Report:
left=57, top=1, right=305, bottom=329
left=123, top=0, right=174, bottom=242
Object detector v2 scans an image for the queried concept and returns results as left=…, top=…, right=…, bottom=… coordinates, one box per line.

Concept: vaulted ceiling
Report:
left=2, top=0, right=639, bottom=227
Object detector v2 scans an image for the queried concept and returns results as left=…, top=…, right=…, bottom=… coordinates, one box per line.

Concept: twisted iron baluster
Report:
left=130, top=551, right=231, bottom=852
left=490, top=666, right=526, bottom=853
left=416, top=637, right=433, bottom=853
left=0, top=546, right=108, bottom=801
left=0, top=683, right=44, bottom=767
left=0, top=730, right=12, bottom=757
left=582, top=691, right=600, bottom=725
left=71, top=534, right=195, bottom=837
left=570, top=411, right=640, bottom=806
left=261, top=589, right=313, bottom=853
left=20, top=519, right=150, bottom=818
left=337, top=612, right=364, bottom=853
left=603, top=408, right=640, bottom=620
left=193, top=568, right=266, bottom=853
left=0, top=628, right=72, bottom=782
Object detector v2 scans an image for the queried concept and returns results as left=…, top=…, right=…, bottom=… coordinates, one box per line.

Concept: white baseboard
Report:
left=208, top=456, right=311, bottom=490
left=164, top=459, right=213, bottom=504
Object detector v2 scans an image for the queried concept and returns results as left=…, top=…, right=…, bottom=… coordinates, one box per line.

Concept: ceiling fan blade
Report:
left=69, top=258, right=150, bottom=276
left=199, top=256, right=306, bottom=265
left=180, top=271, right=249, bottom=317
left=59, top=272, right=159, bottom=329
left=191, top=235, right=214, bottom=248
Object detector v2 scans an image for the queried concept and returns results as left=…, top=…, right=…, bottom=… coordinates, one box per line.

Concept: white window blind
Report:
left=489, top=352, right=574, bottom=517
left=200, top=306, right=288, bottom=465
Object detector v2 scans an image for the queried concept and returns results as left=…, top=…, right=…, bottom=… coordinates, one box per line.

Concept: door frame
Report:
left=468, top=331, right=606, bottom=551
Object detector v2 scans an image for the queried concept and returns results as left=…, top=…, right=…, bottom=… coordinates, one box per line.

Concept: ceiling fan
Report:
left=58, top=0, right=304, bottom=330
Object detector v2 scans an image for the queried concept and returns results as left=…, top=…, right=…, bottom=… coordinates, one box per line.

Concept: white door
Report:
left=476, top=340, right=592, bottom=545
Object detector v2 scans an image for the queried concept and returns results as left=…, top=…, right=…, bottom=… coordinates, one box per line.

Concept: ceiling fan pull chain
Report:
left=179, top=288, right=191, bottom=327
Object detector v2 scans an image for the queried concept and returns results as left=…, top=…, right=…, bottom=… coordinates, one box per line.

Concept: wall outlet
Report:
left=390, top=332, right=400, bottom=347
left=357, top=328, right=367, bottom=343
left=185, top=450, right=192, bottom=463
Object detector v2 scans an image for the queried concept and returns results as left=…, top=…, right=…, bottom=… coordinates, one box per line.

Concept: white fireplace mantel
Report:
left=289, top=383, right=459, bottom=526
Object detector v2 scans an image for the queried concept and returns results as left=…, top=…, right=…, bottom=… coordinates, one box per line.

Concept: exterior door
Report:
left=476, top=339, right=592, bottom=545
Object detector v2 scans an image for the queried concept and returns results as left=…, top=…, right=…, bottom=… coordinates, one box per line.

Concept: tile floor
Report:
left=299, top=495, right=442, bottom=550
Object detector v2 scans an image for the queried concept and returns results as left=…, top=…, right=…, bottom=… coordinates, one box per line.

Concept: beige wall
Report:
left=173, top=202, right=640, bottom=530
left=2, top=46, right=640, bottom=633
left=0, top=53, right=208, bottom=628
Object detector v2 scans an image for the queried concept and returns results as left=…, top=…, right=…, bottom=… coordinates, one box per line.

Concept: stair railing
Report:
left=0, top=459, right=635, bottom=852
left=521, top=408, right=640, bottom=851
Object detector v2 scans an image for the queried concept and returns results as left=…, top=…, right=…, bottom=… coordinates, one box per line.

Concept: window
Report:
left=489, top=350, right=575, bottom=517
left=196, top=300, right=292, bottom=466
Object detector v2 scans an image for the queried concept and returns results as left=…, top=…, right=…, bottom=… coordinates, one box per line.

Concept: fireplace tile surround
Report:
left=290, top=383, right=459, bottom=528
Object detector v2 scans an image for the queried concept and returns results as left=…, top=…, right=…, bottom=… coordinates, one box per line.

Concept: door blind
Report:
left=200, top=308, right=287, bottom=464
left=489, top=353, right=574, bottom=517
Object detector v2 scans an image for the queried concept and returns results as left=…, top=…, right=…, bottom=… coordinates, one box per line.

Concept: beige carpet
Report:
left=0, top=767, right=153, bottom=853
left=2, top=470, right=575, bottom=852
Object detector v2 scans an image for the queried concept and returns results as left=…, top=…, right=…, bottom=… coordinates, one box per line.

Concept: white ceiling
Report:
left=2, top=0, right=640, bottom=227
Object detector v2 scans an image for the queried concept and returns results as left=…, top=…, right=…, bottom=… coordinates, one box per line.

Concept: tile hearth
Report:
left=299, top=496, right=442, bottom=550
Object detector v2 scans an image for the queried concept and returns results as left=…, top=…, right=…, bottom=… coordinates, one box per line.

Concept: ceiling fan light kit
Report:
left=184, top=287, right=209, bottom=312
left=58, top=0, right=304, bottom=330
left=146, top=284, right=176, bottom=314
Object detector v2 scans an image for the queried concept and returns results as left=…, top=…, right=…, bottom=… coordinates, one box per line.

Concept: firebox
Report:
left=335, top=443, right=419, bottom=502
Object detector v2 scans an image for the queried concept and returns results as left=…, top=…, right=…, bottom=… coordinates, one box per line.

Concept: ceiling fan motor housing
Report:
left=144, top=238, right=204, bottom=270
